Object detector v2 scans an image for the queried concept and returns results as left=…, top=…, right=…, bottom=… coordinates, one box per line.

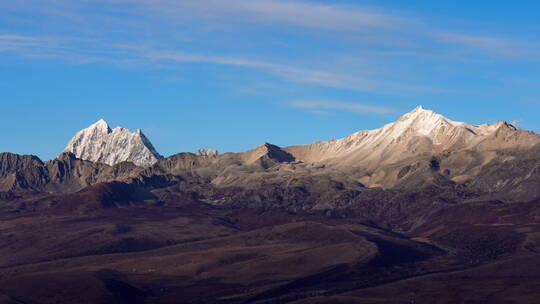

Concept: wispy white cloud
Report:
left=145, top=51, right=349, bottom=89
left=290, top=100, right=395, bottom=115
left=1, top=0, right=539, bottom=99
left=132, top=0, right=539, bottom=60
left=1, top=34, right=412, bottom=93
left=2, top=0, right=539, bottom=62
left=137, top=0, right=413, bottom=32
left=0, top=34, right=61, bottom=57
left=0, top=35, right=36, bottom=41
left=142, top=50, right=433, bottom=93
left=144, top=50, right=377, bottom=89
left=0, top=34, right=43, bottom=48
left=431, top=32, right=540, bottom=59
left=0, top=33, right=133, bottom=64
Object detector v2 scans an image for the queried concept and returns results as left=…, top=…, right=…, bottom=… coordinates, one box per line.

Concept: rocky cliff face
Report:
left=0, top=153, right=48, bottom=192
left=0, top=153, right=44, bottom=179
left=0, top=152, right=143, bottom=193
left=63, top=119, right=162, bottom=167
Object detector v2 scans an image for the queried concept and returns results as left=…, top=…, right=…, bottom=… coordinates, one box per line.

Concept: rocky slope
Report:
left=64, top=119, right=162, bottom=167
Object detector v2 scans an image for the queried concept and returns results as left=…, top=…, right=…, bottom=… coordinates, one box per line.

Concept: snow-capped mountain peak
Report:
left=86, top=118, right=111, bottom=134
left=391, top=105, right=470, bottom=139
left=284, top=106, right=517, bottom=165
left=63, top=119, right=162, bottom=167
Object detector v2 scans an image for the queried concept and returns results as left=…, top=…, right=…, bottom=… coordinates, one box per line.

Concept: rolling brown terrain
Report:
left=2, top=107, right=540, bottom=303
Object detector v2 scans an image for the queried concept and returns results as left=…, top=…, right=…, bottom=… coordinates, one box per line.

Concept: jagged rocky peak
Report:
left=63, top=119, right=162, bottom=167
left=241, top=142, right=295, bottom=165
left=196, top=148, right=219, bottom=157
left=0, top=152, right=44, bottom=179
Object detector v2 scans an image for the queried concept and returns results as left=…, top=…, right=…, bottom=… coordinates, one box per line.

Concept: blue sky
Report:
left=1, top=0, right=540, bottom=160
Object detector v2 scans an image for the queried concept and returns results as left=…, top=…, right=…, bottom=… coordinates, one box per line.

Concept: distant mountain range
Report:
left=2, top=106, right=540, bottom=303
left=2, top=106, right=539, bottom=200
left=62, top=106, right=532, bottom=170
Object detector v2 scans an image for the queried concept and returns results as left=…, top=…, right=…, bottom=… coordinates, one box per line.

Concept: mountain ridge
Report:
left=3, top=105, right=539, bottom=194
left=284, top=105, right=527, bottom=165
left=60, top=106, right=531, bottom=168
